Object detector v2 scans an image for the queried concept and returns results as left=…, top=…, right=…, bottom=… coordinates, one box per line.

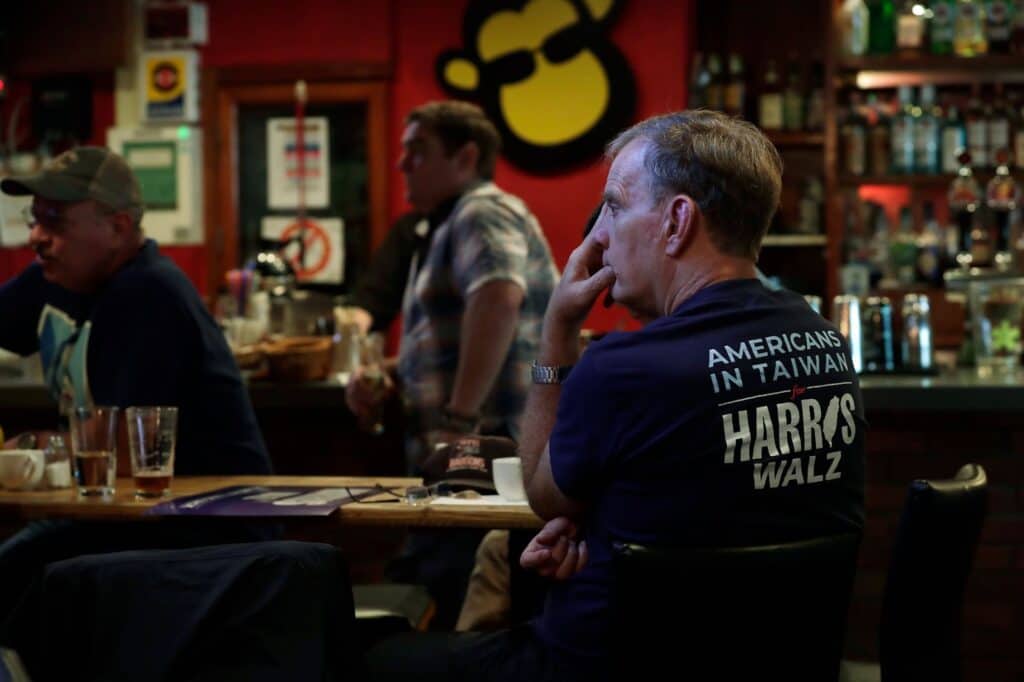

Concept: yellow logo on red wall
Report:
left=436, top=0, right=635, bottom=172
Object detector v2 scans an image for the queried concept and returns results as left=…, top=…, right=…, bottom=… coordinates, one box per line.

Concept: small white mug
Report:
left=492, top=457, right=526, bottom=502
left=0, top=450, right=46, bottom=490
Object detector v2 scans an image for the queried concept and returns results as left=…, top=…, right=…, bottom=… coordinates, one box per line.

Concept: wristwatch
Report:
left=531, top=360, right=574, bottom=385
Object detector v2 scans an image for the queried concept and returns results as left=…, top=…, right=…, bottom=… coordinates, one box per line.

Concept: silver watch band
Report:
left=531, top=360, right=574, bottom=384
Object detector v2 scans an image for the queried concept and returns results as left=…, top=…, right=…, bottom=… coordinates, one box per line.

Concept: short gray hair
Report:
left=607, top=110, right=783, bottom=260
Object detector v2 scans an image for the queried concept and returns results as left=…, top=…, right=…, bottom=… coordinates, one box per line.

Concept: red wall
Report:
left=2, top=0, right=694, bottom=329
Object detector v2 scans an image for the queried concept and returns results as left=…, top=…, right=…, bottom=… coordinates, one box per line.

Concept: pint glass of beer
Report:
left=126, top=406, right=178, bottom=497
left=69, top=406, right=120, bottom=496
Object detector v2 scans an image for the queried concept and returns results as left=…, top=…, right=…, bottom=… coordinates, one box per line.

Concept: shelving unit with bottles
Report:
left=825, top=0, right=1024, bottom=303
left=692, top=0, right=832, bottom=296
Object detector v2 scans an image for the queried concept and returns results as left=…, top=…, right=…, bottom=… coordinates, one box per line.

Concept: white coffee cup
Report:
left=492, top=457, right=526, bottom=502
left=0, top=450, right=46, bottom=490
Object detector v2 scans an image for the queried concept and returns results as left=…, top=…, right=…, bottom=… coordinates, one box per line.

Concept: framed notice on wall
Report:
left=266, top=117, right=330, bottom=209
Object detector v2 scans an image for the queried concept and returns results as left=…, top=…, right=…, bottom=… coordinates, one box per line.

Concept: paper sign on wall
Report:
left=266, top=117, right=330, bottom=209
left=123, top=141, right=178, bottom=211
left=261, top=216, right=344, bottom=284
left=0, top=192, right=31, bottom=247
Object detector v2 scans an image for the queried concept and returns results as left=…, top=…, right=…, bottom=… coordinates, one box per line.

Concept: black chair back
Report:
left=880, top=463, right=988, bottom=682
left=611, top=533, right=861, bottom=681
left=17, top=541, right=360, bottom=681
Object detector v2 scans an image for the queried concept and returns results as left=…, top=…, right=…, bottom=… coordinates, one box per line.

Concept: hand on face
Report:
left=545, top=231, right=615, bottom=332
left=519, top=515, right=588, bottom=580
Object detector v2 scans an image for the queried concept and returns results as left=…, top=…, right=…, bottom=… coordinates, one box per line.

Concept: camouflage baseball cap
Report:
left=0, top=146, right=142, bottom=211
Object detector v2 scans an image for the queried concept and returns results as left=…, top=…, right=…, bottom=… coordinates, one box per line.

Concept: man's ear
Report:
left=109, top=211, right=136, bottom=241
left=664, top=195, right=697, bottom=257
left=455, top=141, right=481, bottom=177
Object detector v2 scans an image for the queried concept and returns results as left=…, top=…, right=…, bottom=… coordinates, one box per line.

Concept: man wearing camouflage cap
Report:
left=0, top=146, right=270, bottom=475
left=0, top=148, right=274, bottom=641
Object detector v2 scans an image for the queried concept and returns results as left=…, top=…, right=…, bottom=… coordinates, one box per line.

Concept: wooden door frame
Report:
left=201, top=64, right=390, bottom=300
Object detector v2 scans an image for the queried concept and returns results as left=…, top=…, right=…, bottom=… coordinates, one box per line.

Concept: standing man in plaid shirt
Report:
left=347, top=100, right=558, bottom=629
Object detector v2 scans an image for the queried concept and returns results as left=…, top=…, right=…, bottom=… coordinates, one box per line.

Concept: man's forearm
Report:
left=518, top=320, right=579, bottom=492
left=448, top=280, right=524, bottom=417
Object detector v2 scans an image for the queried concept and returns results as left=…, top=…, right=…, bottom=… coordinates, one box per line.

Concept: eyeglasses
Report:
left=481, top=21, right=592, bottom=86
left=21, top=205, right=69, bottom=233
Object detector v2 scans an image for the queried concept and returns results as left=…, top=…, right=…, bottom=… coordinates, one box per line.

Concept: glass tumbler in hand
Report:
left=357, top=333, right=389, bottom=435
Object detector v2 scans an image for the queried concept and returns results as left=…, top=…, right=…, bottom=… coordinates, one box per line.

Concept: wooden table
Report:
left=0, top=476, right=543, bottom=529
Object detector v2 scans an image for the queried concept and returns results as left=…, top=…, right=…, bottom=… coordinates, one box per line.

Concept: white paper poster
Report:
left=266, top=117, right=330, bottom=209
left=0, top=191, right=31, bottom=247
left=261, top=216, right=344, bottom=284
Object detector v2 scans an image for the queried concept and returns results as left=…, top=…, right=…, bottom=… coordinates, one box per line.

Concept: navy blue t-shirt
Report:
left=536, top=279, right=866, bottom=662
left=0, top=240, right=271, bottom=475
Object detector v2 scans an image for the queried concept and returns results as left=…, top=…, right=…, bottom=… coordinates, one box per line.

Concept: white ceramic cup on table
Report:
left=0, top=450, right=46, bottom=490
left=492, top=457, right=526, bottom=501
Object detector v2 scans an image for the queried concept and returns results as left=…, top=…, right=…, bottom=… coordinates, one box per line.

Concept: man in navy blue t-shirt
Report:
left=0, top=146, right=269, bottom=475
left=366, top=110, right=865, bottom=682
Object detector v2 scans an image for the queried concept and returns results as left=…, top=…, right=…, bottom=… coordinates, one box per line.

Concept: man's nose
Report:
left=396, top=153, right=410, bottom=173
left=28, top=223, right=50, bottom=248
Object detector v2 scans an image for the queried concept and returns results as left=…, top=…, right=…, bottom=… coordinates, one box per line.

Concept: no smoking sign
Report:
left=261, top=216, right=344, bottom=284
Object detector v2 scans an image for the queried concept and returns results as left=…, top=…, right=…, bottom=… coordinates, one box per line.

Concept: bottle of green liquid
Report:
left=931, top=0, right=957, bottom=53
left=869, top=0, right=897, bottom=54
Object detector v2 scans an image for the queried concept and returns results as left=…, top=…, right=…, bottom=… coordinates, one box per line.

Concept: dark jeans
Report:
left=366, top=625, right=594, bottom=682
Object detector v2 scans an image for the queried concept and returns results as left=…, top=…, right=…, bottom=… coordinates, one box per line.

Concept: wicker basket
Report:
left=232, top=344, right=265, bottom=370
left=263, top=337, right=332, bottom=382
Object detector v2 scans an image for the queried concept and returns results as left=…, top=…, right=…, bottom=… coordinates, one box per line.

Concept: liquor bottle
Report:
left=891, top=86, right=917, bottom=174
left=687, top=53, right=710, bottom=109
left=797, top=177, right=824, bottom=234
left=868, top=93, right=892, bottom=176
left=1012, top=0, right=1024, bottom=52
left=890, top=205, right=920, bottom=284
left=868, top=202, right=893, bottom=286
left=839, top=0, right=871, bottom=55
left=941, top=102, right=968, bottom=173
left=988, top=83, right=1012, bottom=167
left=783, top=58, right=805, bottom=131
left=985, top=0, right=1014, bottom=53
left=917, top=201, right=946, bottom=285
left=949, top=149, right=985, bottom=263
left=723, top=53, right=746, bottom=118
left=915, top=85, right=941, bottom=174
left=805, top=61, right=825, bottom=131
left=841, top=94, right=868, bottom=175
left=931, top=0, right=957, bottom=53
left=759, top=60, right=784, bottom=130
left=986, top=148, right=1021, bottom=257
left=966, top=86, right=989, bottom=168
left=896, top=0, right=927, bottom=55
left=1015, top=103, right=1024, bottom=169
left=706, top=54, right=724, bottom=111
left=954, top=0, right=989, bottom=56
left=868, top=0, right=897, bottom=54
